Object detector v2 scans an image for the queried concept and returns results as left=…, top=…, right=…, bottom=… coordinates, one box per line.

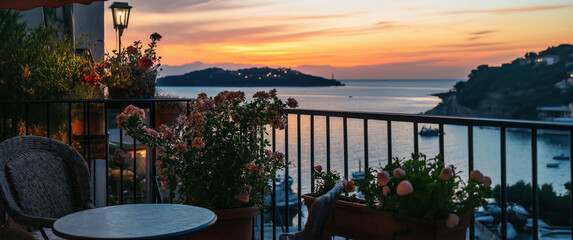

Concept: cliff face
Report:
left=426, top=44, right=573, bottom=120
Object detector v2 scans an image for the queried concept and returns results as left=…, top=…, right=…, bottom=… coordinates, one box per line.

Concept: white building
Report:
left=534, top=55, right=560, bottom=66
left=18, top=2, right=105, bottom=61
left=537, top=104, right=573, bottom=121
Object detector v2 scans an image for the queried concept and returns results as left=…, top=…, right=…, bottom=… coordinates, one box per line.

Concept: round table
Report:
left=53, top=204, right=217, bottom=240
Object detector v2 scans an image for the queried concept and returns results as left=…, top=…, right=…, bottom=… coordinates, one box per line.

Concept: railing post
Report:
left=500, top=127, right=507, bottom=240
left=284, top=116, right=289, bottom=233
left=310, top=115, right=315, bottom=193
left=364, top=119, right=369, bottom=170
left=468, top=125, right=475, bottom=240
left=343, top=117, right=348, bottom=180
left=387, top=121, right=392, bottom=164
left=297, top=114, right=302, bottom=231
left=326, top=116, right=331, bottom=172
left=532, top=128, right=538, bottom=240
left=413, top=122, right=418, bottom=155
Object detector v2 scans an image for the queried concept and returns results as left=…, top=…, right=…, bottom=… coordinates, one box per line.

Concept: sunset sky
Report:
left=103, top=0, right=573, bottom=79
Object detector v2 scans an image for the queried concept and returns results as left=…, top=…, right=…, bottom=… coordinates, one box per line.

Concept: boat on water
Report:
left=351, top=171, right=365, bottom=181
left=539, top=228, right=572, bottom=240
left=547, top=163, right=560, bottom=168
left=419, top=126, right=439, bottom=136
left=265, top=175, right=298, bottom=211
left=553, top=154, right=570, bottom=160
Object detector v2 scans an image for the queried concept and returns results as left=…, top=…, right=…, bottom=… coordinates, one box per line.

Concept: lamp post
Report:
left=110, top=2, right=132, bottom=54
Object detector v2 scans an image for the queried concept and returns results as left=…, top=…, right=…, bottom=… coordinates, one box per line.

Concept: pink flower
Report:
left=122, top=105, right=146, bottom=119
left=113, top=149, right=127, bottom=167
left=139, top=57, right=153, bottom=69
left=191, top=137, right=205, bottom=149
left=126, top=46, right=138, bottom=54
left=270, top=89, right=277, bottom=96
left=440, top=167, right=453, bottom=181
left=393, top=168, right=406, bottom=179
left=176, top=142, right=188, bottom=153
left=265, top=149, right=272, bottom=157
left=287, top=97, right=298, bottom=108
left=253, top=91, right=270, bottom=99
left=483, top=176, right=492, bottom=187
left=470, top=170, right=484, bottom=183
left=272, top=152, right=285, bottom=162
left=345, top=180, right=356, bottom=193
left=446, top=214, right=460, bottom=228
left=377, top=171, right=391, bottom=186
left=143, top=126, right=160, bottom=138
left=396, top=180, right=413, bottom=196
left=382, top=186, right=391, bottom=196
left=314, top=165, right=323, bottom=172
left=176, top=115, right=188, bottom=123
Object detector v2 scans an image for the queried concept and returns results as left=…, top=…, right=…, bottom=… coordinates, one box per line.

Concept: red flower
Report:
left=139, top=57, right=153, bottom=69
left=287, top=97, right=298, bottom=108
left=127, top=46, right=138, bottom=54
left=150, top=32, right=162, bottom=41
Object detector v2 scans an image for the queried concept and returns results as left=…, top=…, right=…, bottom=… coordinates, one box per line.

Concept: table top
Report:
left=53, top=204, right=217, bottom=240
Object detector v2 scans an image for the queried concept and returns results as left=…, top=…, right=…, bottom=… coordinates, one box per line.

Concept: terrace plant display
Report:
left=84, top=32, right=162, bottom=99
left=306, top=153, right=492, bottom=240
left=117, top=89, right=298, bottom=239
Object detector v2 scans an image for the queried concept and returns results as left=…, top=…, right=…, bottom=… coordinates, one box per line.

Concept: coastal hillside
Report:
left=426, top=44, right=573, bottom=120
left=157, top=67, right=344, bottom=87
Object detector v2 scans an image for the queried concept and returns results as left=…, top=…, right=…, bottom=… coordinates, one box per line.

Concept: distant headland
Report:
left=157, top=67, right=345, bottom=87
left=426, top=44, right=573, bottom=120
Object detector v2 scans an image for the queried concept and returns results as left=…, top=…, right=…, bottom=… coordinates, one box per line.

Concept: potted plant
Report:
left=84, top=32, right=162, bottom=100
left=304, top=153, right=492, bottom=240
left=117, top=89, right=298, bottom=240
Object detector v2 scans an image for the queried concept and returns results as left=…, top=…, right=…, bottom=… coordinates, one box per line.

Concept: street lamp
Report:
left=110, top=1, right=132, bottom=53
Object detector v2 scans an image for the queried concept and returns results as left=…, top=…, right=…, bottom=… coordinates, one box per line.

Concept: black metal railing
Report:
left=2, top=100, right=573, bottom=240
left=273, top=108, right=573, bottom=240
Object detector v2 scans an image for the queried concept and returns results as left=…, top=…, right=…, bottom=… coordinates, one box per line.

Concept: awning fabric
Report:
left=0, top=0, right=107, bottom=11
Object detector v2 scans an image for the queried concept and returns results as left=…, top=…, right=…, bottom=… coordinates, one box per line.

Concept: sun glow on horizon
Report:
left=104, top=0, right=573, bottom=79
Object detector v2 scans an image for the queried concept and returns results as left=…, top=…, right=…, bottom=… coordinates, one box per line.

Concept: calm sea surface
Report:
left=159, top=79, right=572, bottom=197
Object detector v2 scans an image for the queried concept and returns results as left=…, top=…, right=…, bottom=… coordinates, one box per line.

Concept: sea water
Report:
left=159, top=79, right=571, bottom=230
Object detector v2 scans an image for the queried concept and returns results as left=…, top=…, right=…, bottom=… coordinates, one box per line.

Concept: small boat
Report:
left=547, top=163, right=560, bottom=168
left=351, top=171, right=365, bottom=181
left=539, top=228, right=572, bottom=240
left=498, top=222, right=517, bottom=239
left=419, top=126, right=439, bottom=136
left=264, top=175, right=298, bottom=211
left=553, top=154, right=570, bottom=160
left=523, top=218, right=549, bottom=231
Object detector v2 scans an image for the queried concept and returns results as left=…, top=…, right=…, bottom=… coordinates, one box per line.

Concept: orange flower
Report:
left=176, top=142, right=189, bottom=153
left=191, top=137, right=205, bottom=149
left=344, top=180, right=356, bottom=193
left=235, top=185, right=252, bottom=203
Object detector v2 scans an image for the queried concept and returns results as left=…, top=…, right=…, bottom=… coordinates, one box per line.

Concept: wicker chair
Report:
left=0, top=226, right=37, bottom=240
left=0, top=136, right=94, bottom=239
left=279, top=180, right=346, bottom=240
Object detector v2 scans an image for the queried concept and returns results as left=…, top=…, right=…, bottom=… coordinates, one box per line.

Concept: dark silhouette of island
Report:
left=157, top=67, right=345, bottom=87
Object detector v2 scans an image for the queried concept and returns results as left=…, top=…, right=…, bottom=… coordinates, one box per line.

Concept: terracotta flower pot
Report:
left=302, top=194, right=469, bottom=240
left=185, top=205, right=260, bottom=240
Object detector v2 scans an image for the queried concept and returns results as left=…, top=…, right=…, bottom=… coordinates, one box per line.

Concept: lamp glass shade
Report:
left=110, top=2, right=132, bottom=29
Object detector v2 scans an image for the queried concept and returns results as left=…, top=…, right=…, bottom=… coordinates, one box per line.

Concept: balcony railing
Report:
left=2, top=99, right=573, bottom=240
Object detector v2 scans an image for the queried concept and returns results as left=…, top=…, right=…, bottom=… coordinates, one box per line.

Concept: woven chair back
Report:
left=0, top=136, right=93, bottom=228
